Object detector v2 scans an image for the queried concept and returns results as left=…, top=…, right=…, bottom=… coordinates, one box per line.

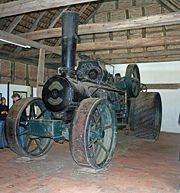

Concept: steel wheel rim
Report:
left=16, top=99, right=52, bottom=156
left=86, top=100, right=117, bottom=168
left=153, top=94, right=162, bottom=139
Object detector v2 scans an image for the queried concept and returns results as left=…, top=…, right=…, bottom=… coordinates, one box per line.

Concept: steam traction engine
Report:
left=6, top=12, right=162, bottom=169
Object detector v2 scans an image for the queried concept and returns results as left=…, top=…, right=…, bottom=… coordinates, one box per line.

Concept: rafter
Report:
left=6, top=15, right=24, bottom=33
left=0, top=30, right=60, bottom=55
left=0, top=0, right=99, bottom=18
left=48, top=8, right=68, bottom=29
left=13, top=11, right=46, bottom=56
left=39, top=7, right=68, bottom=59
left=157, top=0, right=180, bottom=11
left=169, top=0, right=180, bottom=9
left=30, top=11, right=46, bottom=32
left=84, top=2, right=101, bottom=23
left=21, top=12, right=180, bottom=40
left=0, top=15, right=24, bottom=47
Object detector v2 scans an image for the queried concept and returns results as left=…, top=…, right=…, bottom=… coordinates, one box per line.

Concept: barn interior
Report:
left=0, top=0, right=180, bottom=192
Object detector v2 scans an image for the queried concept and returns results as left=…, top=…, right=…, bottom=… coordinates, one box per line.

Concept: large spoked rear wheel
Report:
left=6, top=98, right=53, bottom=157
left=129, top=92, right=162, bottom=140
left=70, top=98, right=117, bottom=169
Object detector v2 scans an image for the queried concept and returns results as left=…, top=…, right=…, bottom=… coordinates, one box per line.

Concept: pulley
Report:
left=125, top=64, right=140, bottom=97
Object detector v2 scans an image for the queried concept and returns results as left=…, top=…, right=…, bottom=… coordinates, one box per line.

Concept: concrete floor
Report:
left=0, top=132, right=179, bottom=193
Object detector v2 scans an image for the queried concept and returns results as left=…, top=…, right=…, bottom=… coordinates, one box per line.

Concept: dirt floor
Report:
left=0, top=132, right=179, bottom=193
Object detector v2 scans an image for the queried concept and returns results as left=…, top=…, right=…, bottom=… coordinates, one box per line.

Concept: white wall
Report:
left=0, top=84, right=7, bottom=100
left=0, top=84, right=34, bottom=108
left=33, top=87, right=37, bottom=97
left=148, top=89, right=180, bottom=133
left=106, top=61, right=180, bottom=134
left=9, top=84, right=30, bottom=107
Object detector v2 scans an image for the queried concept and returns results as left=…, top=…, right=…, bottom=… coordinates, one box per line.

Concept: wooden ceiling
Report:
left=0, top=0, right=180, bottom=69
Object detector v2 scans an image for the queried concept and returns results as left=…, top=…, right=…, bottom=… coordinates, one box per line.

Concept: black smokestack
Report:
left=61, top=11, right=79, bottom=77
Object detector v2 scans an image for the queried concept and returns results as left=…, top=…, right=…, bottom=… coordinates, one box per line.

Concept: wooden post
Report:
left=26, top=64, right=30, bottom=86
left=11, top=61, right=15, bottom=83
left=37, top=48, right=45, bottom=97
left=0, top=59, right=1, bottom=83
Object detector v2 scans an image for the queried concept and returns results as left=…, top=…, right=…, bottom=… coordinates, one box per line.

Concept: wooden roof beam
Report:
left=16, top=35, right=180, bottom=58
left=21, top=12, right=180, bottom=40
left=104, top=56, right=180, bottom=64
left=169, top=0, right=180, bottom=9
left=30, top=11, right=46, bottom=32
left=12, top=11, right=46, bottom=56
left=0, top=0, right=99, bottom=18
left=48, top=8, right=68, bottom=29
left=0, top=15, right=24, bottom=47
left=93, top=48, right=180, bottom=60
left=75, top=35, right=180, bottom=51
left=6, top=15, right=24, bottom=33
left=0, top=30, right=60, bottom=55
left=146, top=83, right=180, bottom=89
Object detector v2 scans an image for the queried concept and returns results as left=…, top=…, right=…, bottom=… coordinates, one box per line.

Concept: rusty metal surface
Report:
left=6, top=97, right=53, bottom=157
left=70, top=98, right=101, bottom=167
left=6, top=97, right=39, bottom=155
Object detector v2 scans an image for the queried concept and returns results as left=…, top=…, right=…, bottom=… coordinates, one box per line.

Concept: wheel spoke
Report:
left=29, top=145, right=39, bottom=153
left=91, top=119, right=98, bottom=131
left=89, top=138, right=97, bottom=147
left=25, top=133, right=29, bottom=142
left=19, top=129, right=29, bottom=136
left=34, top=139, right=43, bottom=151
left=91, top=143, right=96, bottom=162
left=90, top=124, right=100, bottom=133
left=25, top=138, right=32, bottom=151
left=36, top=110, right=46, bottom=119
left=101, top=125, right=112, bottom=131
left=93, top=115, right=98, bottom=127
left=29, top=104, right=36, bottom=119
left=96, top=105, right=107, bottom=123
left=97, top=140, right=109, bottom=155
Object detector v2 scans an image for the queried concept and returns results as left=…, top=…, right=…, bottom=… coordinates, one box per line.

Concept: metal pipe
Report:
left=61, top=11, right=79, bottom=77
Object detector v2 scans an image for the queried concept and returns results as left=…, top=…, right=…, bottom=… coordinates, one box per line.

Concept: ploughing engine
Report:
left=6, top=12, right=162, bottom=169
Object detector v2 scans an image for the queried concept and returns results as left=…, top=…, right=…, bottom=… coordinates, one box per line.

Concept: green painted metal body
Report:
left=28, top=119, right=69, bottom=141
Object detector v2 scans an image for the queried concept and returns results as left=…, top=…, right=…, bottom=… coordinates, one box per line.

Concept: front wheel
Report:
left=6, top=98, right=53, bottom=157
left=70, top=98, right=117, bottom=169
